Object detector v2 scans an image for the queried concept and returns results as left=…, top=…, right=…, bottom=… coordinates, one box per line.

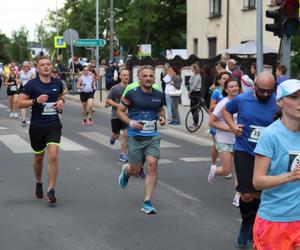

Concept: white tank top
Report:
left=19, top=70, right=32, bottom=86
left=81, top=74, right=94, bottom=93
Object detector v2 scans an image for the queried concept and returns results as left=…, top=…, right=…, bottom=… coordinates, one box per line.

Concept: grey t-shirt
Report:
left=107, top=83, right=126, bottom=119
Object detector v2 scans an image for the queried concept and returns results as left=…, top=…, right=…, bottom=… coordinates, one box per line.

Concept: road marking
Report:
left=0, top=127, right=8, bottom=130
left=159, top=159, right=173, bottom=164
left=60, top=136, right=89, bottom=151
left=158, top=181, right=201, bottom=202
left=0, top=134, right=32, bottom=153
left=160, top=128, right=212, bottom=147
left=179, top=157, right=212, bottom=162
left=0, top=103, right=8, bottom=109
left=160, top=140, right=181, bottom=148
left=78, top=131, right=118, bottom=149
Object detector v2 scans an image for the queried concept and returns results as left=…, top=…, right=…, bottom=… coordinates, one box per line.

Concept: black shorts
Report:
left=80, top=92, right=94, bottom=102
left=234, top=150, right=259, bottom=193
left=111, top=119, right=127, bottom=133
left=29, top=120, right=62, bottom=154
left=6, top=88, right=18, bottom=96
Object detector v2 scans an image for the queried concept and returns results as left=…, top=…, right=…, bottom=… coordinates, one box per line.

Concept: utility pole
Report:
left=96, top=0, right=102, bottom=101
left=56, top=0, right=59, bottom=61
left=109, top=0, right=114, bottom=62
left=256, top=0, right=263, bottom=74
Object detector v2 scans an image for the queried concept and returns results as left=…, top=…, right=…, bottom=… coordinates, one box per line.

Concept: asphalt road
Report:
left=0, top=91, right=245, bottom=250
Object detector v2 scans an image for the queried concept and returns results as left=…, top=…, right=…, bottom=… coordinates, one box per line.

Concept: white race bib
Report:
left=42, top=102, right=57, bottom=116
left=10, top=85, right=17, bottom=91
left=141, top=120, right=156, bottom=132
left=288, top=151, right=300, bottom=172
left=248, top=125, right=264, bottom=143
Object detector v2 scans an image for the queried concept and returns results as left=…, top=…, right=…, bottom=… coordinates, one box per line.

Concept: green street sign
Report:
left=75, top=39, right=106, bottom=47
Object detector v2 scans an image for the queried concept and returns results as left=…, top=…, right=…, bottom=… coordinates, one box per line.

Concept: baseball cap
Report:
left=276, top=79, right=300, bottom=100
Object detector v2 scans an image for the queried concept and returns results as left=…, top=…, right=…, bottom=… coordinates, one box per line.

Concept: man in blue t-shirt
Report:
left=117, top=65, right=165, bottom=214
left=18, top=56, right=65, bottom=206
left=223, top=71, right=277, bottom=248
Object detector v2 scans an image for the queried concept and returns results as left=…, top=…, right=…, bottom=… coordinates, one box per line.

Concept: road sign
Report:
left=63, top=29, right=79, bottom=45
left=54, top=36, right=66, bottom=48
left=75, top=39, right=106, bottom=47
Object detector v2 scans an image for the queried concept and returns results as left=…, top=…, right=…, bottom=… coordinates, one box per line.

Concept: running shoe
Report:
left=139, top=168, right=147, bottom=179
left=208, top=165, right=217, bottom=184
left=82, top=119, right=87, bottom=126
left=21, top=120, right=26, bottom=127
left=235, top=223, right=251, bottom=248
left=9, top=112, right=14, bottom=118
left=35, top=182, right=43, bottom=199
left=119, top=164, right=130, bottom=189
left=141, top=200, right=157, bottom=214
left=224, top=173, right=233, bottom=179
left=109, top=136, right=116, bottom=145
left=232, top=194, right=240, bottom=207
left=87, top=118, right=93, bottom=126
left=46, top=188, right=57, bottom=204
left=13, top=113, right=18, bottom=119
left=119, top=153, right=128, bottom=162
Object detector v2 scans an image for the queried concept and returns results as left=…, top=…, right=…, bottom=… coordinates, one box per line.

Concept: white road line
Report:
left=0, top=103, right=8, bottom=109
left=78, top=131, right=118, bottom=149
left=60, top=136, right=89, bottom=151
left=160, top=128, right=212, bottom=147
left=179, top=157, right=212, bottom=162
left=159, top=159, right=173, bottom=164
left=0, top=127, right=8, bottom=130
left=160, top=140, right=181, bottom=148
left=0, top=134, right=32, bottom=153
left=158, top=180, right=201, bottom=202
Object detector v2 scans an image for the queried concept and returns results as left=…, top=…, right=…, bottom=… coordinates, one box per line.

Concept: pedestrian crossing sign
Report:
left=54, top=36, right=66, bottom=48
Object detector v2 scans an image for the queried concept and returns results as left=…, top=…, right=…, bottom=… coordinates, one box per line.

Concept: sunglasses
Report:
left=255, top=85, right=275, bottom=95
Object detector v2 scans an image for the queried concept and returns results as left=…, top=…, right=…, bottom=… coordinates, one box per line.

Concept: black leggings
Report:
left=190, top=91, right=202, bottom=124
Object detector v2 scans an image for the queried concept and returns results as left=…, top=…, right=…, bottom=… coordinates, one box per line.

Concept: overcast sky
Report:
left=0, top=0, right=65, bottom=41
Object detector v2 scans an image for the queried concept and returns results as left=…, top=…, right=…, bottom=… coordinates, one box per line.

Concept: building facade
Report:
left=187, top=0, right=281, bottom=58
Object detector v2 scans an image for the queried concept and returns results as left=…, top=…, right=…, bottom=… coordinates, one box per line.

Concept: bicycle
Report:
left=185, top=96, right=209, bottom=133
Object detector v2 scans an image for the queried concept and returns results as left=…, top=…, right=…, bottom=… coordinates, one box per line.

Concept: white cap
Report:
left=276, top=79, right=300, bottom=100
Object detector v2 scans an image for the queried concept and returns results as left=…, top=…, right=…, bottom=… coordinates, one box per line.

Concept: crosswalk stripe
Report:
left=0, top=134, right=32, bottom=153
left=179, top=157, right=212, bottom=162
left=160, top=140, right=181, bottom=148
left=159, top=159, right=173, bottom=164
left=60, top=136, right=89, bottom=151
left=0, top=103, right=8, bottom=109
left=78, top=131, right=117, bottom=149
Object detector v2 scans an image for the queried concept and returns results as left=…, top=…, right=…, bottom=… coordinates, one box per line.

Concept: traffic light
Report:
left=265, top=0, right=300, bottom=37
left=281, top=0, right=300, bottom=37
left=266, top=7, right=282, bottom=37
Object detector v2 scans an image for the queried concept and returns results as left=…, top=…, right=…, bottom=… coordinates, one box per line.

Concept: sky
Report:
left=0, top=0, right=66, bottom=41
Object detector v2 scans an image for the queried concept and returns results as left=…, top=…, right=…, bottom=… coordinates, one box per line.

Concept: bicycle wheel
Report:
left=185, top=106, right=204, bottom=133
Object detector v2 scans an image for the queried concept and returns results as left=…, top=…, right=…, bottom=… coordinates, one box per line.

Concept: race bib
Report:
left=141, top=120, right=156, bottom=132
left=288, top=151, right=300, bottom=172
left=42, top=102, right=57, bottom=116
left=248, top=125, right=264, bottom=143
left=10, top=85, right=17, bottom=91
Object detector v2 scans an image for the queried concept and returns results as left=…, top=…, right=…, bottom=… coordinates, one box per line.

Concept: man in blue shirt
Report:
left=223, top=71, right=277, bottom=248
left=117, top=65, right=165, bottom=214
left=275, top=64, right=288, bottom=87
left=18, top=56, right=65, bottom=205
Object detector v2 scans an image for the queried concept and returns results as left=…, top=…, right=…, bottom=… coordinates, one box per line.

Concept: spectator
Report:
left=275, top=64, right=288, bottom=87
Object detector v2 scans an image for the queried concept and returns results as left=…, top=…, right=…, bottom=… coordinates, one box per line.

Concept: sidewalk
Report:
left=65, top=90, right=211, bottom=139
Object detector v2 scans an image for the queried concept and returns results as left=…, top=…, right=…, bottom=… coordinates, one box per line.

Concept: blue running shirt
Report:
left=254, top=120, right=300, bottom=222
left=122, top=85, right=164, bottom=137
left=22, top=77, right=63, bottom=126
left=225, top=90, right=277, bottom=155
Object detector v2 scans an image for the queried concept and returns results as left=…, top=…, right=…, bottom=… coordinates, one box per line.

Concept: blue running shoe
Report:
left=110, top=136, right=116, bottom=145
left=119, top=153, right=128, bottom=162
left=119, top=164, right=129, bottom=189
left=141, top=200, right=157, bottom=214
left=139, top=168, right=147, bottom=179
left=235, top=223, right=251, bottom=248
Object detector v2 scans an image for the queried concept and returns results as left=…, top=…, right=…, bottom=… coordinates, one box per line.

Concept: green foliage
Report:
left=0, top=33, right=11, bottom=63
left=9, top=27, right=31, bottom=63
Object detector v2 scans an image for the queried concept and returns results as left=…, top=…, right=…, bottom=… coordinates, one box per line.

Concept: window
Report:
left=243, top=0, right=256, bottom=10
left=209, top=0, right=221, bottom=17
left=193, top=38, right=198, bottom=56
left=208, top=37, right=217, bottom=58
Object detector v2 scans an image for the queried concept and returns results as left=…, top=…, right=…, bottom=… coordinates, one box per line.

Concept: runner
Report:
left=106, top=68, right=130, bottom=162
left=253, top=79, right=300, bottom=250
left=17, top=56, right=65, bottom=205
left=18, top=61, right=35, bottom=127
left=5, top=63, right=20, bottom=118
left=223, top=71, right=277, bottom=248
left=77, top=66, right=96, bottom=126
left=117, top=65, right=165, bottom=214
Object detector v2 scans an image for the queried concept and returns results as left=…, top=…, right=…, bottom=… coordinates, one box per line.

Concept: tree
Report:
left=9, top=27, right=31, bottom=63
left=0, top=32, right=11, bottom=63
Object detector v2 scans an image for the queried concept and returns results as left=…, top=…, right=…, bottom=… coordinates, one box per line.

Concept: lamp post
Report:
left=109, top=0, right=114, bottom=62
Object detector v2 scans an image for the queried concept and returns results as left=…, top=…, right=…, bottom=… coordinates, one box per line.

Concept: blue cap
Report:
left=276, top=79, right=300, bottom=100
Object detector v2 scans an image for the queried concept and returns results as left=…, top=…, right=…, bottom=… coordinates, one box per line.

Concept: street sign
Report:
left=54, top=36, right=66, bottom=48
left=63, top=29, right=79, bottom=45
left=75, top=39, right=106, bottom=47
